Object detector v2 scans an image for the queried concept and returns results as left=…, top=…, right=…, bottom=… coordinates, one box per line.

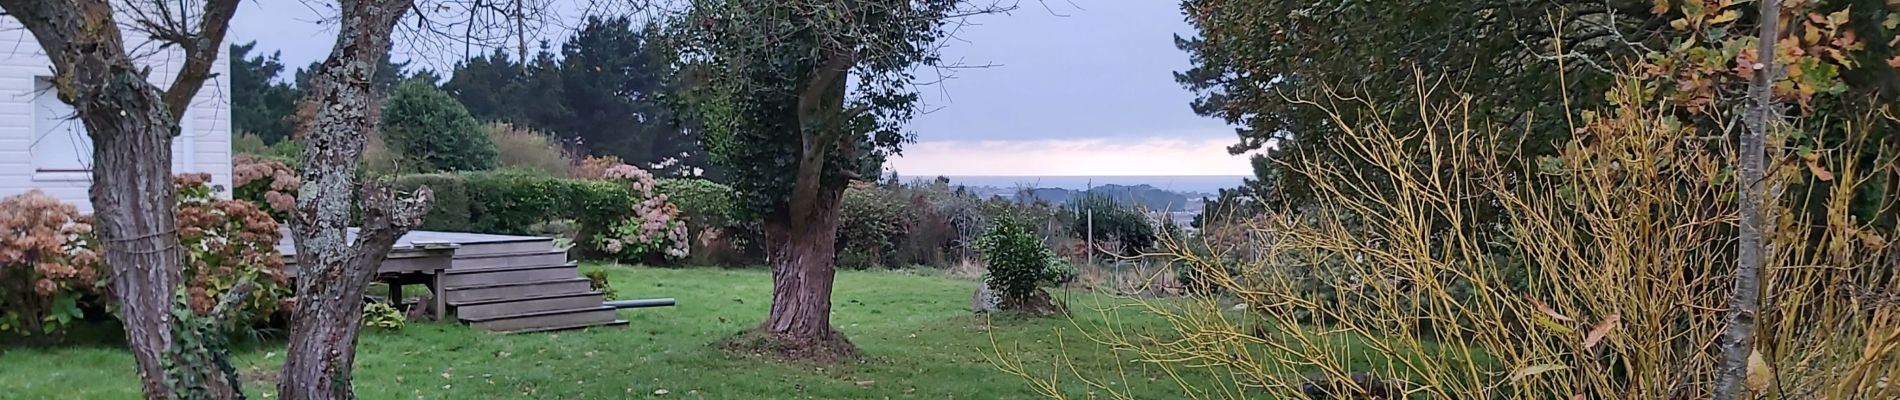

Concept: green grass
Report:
left=0, top=265, right=1202, bottom=399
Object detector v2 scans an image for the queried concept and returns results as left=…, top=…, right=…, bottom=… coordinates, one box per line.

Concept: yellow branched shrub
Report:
left=1002, top=77, right=1899, bottom=398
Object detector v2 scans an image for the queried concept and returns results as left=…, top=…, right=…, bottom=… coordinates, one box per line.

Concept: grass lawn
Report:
left=0, top=264, right=1202, bottom=399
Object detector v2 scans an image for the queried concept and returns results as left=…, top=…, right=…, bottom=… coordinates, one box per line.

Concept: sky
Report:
left=229, top=0, right=1251, bottom=177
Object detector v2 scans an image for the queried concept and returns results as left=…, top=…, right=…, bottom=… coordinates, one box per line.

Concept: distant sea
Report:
left=934, top=175, right=1247, bottom=194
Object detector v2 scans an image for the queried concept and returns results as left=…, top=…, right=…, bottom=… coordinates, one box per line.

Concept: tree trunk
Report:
left=745, top=48, right=861, bottom=360
left=0, top=0, right=240, bottom=398
left=757, top=188, right=854, bottom=358
left=85, top=77, right=187, bottom=400
left=1713, top=1, right=1781, bottom=398
left=278, top=0, right=428, bottom=399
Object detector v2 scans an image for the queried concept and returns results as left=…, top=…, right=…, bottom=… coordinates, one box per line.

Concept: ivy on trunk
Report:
left=668, top=0, right=1003, bottom=359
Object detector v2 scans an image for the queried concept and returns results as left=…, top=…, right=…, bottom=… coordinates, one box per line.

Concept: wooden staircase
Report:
left=280, top=229, right=627, bottom=333
left=436, top=238, right=627, bottom=333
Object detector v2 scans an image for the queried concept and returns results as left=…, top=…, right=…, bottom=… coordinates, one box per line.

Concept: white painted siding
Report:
left=0, top=16, right=233, bottom=212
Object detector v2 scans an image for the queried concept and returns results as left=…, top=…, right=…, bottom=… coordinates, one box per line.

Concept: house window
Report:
left=32, top=78, right=91, bottom=178
left=31, top=77, right=195, bottom=181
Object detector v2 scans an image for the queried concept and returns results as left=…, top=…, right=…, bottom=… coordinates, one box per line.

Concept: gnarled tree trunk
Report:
left=0, top=0, right=239, bottom=398
left=758, top=188, right=853, bottom=357
left=750, top=49, right=861, bottom=359
left=278, top=0, right=429, bottom=399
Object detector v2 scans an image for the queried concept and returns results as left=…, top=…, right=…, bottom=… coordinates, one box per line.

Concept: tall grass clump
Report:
left=1000, top=71, right=1899, bottom=398
left=486, top=122, right=574, bottom=177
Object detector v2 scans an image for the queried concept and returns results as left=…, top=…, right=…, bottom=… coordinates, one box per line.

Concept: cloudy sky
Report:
left=230, top=0, right=1250, bottom=176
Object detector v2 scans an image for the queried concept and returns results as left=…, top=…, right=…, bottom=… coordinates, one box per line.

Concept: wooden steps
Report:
left=278, top=229, right=627, bottom=333
left=463, top=306, right=624, bottom=332
left=443, top=262, right=580, bottom=287
left=444, top=278, right=593, bottom=303
left=437, top=238, right=622, bottom=332
left=452, top=291, right=606, bottom=319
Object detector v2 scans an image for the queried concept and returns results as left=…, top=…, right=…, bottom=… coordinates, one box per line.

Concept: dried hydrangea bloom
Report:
left=232, top=154, right=301, bottom=214
left=0, top=190, right=99, bottom=331
left=171, top=175, right=289, bottom=320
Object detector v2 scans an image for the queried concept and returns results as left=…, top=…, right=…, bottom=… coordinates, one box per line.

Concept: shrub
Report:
left=360, top=301, right=404, bottom=330
left=231, top=154, right=300, bottom=220
left=593, top=165, right=690, bottom=262
left=896, top=178, right=995, bottom=266
left=655, top=179, right=756, bottom=265
left=360, top=131, right=406, bottom=176
left=0, top=191, right=100, bottom=339
left=976, top=216, right=1068, bottom=309
left=1068, top=194, right=1155, bottom=256
left=381, top=79, right=497, bottom=172
left=1014, top=78, right=1900, bottom=397
left=391, top=174, right=470, bottom=232
left=486, top=122, right=573, bottom=177
left=413, top=166, right=689, bottom=262
left=267, top=139, right=304, bottom=164
left=0, top=178, right=290, bottom=341
left=173, top=173, right=288, bottom=329
left=571, top=155, right=623, bottom=180
left=583, top=270, right=618, bottom=300
left=656, top=178, right=736, bottom=228
left=838, top=183, right=911, bottom=269
left=462, top=170, right=572, bottom=234
left=564, top=178, right=639, bottom=235
left=233, top=131, right=271, bottom=156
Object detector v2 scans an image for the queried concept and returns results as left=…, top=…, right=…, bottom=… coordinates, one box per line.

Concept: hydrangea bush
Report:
left=231, top=154, right=300, bottom=218
left=593, top=163, right=691, bottom=261
left=173, top=173, right=288, bottom=323
left=0, top=176, right=289, bottom=340
left=0, top=191, right=99, bottom=338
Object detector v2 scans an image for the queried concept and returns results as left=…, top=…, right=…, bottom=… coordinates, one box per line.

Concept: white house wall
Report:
left=0, top=16, right=234, bottom=212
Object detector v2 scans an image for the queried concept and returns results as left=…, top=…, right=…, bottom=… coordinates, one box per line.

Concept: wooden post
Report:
left=431, top=272, right=447, bottom=321
left=388, top=279, right=403, bottom=307
left=1086, top=210, right=1094, bottom=267
left=1085, top=179, right=1094, bottom=267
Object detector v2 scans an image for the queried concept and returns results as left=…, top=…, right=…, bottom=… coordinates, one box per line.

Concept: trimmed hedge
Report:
left=655, top=178, right=736, bottom=228
left=391, top=173, right=471, bottom=232
left=385, top=170, right=639, bottom=241
left=460, top=170, right=624, bottom=235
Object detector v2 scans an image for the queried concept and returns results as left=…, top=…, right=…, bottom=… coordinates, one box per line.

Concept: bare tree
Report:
left=0, top=0, right=241, bottom=398
left=1713, top=0, right=1781, bottom=398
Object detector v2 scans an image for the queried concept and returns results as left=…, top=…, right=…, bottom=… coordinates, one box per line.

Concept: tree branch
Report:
left=159, top=0, right=240, bottom=122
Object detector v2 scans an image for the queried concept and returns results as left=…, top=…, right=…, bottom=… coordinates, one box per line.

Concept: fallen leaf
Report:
left=854, top=380, right=875, bottom=386
left=1510, top=364, right=1570, bottom=383
left=1746, top=349, right=1774, bottom=392
left=1530, top=298, right=1574, bottom=322
left=1807, top=160, right=1835, bottom=181
left=654, top=388, right=671, bottom=395
left=1583, top=314, right=1622, bottom=350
